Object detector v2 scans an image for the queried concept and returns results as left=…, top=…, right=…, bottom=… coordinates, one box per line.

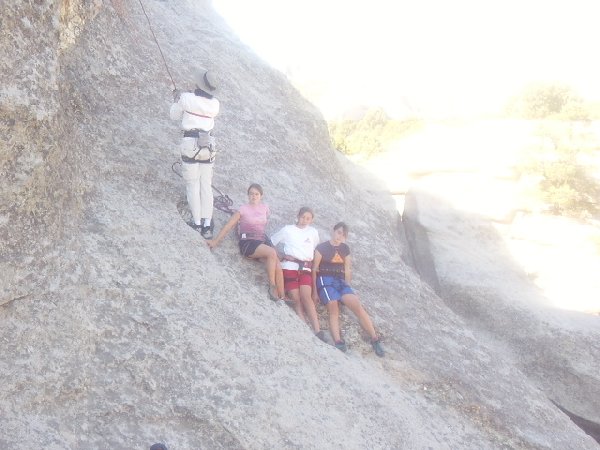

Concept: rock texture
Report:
left=1, top=1, right=599, bottom=449
left=403, top=186, right=600, bottom=431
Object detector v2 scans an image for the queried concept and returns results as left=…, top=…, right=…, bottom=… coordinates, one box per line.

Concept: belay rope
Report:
left=136, top=0, right=177, bottom=90
left=137, top=0, right=235, bottom=217
left=171, top=161, right=235, bottom=215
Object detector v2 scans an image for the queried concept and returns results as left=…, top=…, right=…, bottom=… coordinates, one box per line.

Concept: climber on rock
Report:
left=271, top=207, right=325, bottom=341
left=312, top=222, right=385, bottom=357
left=207, top=183, right=286, bottom=301
left=170, top=67, right=220, bottom=239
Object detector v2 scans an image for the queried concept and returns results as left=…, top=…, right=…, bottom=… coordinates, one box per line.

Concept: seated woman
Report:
left=207, top=183, right=284, bottom=300
left=312, top=222, right=384, bottom=357
left=271, top=207, right=324, bottom=340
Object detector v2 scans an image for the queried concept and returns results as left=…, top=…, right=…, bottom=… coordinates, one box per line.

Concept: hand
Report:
left=172, top=88, right=182, bottom=101
left=312, top=292, right=320, bottom=305
left=206, top=239, right=217, bottom=249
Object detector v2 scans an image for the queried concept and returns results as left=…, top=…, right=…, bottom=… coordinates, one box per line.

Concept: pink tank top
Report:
left=238, top=203, right=270, bottom=239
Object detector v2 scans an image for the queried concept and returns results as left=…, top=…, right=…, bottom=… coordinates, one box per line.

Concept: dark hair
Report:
left=247, top=183, right=263, bottom=195
left=150, top=444, right=168, bottom=450
left=297, top=207, right=314, bottom=219
left=333, top=221, right=349, bottom=237
left=194, top=88, right=213, bottom=99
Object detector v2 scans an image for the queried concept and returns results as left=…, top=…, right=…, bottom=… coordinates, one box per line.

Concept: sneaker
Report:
left=315, top=330, right=327, bottom=342
left=188, top=222, right=203, bottom=232
left=200, top=225, right=213, bottom=239
left=372, top=338, right=385, bottom=357
left=268, top=284, right=279, bottom=301
left=334, top=340, right=347, bottom=353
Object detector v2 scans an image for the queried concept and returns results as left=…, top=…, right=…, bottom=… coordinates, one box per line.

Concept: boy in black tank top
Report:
left=312, top=222, right=384, bottom=357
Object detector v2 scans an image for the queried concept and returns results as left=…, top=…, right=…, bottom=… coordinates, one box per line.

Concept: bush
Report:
left=518, top=122, right=600, bottom=219
left=328, top=108, right=423, bottom=157
left=507, top=83, right=590, bottom=120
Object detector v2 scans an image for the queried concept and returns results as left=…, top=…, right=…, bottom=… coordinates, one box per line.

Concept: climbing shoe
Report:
left=188, top=222, right=203, bottom=232
left=268, top=284, right=279, bottom=301
left=315, top=330, right=327, bottom=342
left=334, top=340, right=347, bottom=353
left=200, top=225, right=213, bottom=239
left=372, top=338, right=385, bottom=357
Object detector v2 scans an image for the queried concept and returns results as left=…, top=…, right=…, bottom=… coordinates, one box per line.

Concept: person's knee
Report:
left=352, top=302, right=369, bottom=318
left=265, top=247, right=278, bottom=260
left=342, top=293, right=358, bottom=305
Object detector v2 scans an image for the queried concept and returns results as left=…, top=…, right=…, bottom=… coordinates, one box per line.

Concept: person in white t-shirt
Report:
left=170, top=68, right=220, bottom=239
left=271, top=207, right=324, bottom=340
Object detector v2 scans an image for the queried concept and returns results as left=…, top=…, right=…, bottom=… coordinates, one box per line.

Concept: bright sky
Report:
left=213, top=0, right=600, bottom=118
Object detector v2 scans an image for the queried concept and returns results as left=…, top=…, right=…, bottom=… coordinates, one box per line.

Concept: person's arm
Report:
left=206, top=211, right=240, bottom=249
left=312, top=249, right=322, bottom=303
left=344, top=254, right=353, bottom=284
left=310, top=229, right=320, bottom=260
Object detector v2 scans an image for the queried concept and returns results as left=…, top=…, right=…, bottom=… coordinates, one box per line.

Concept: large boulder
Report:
left=1, top=1, right=598, bottom=448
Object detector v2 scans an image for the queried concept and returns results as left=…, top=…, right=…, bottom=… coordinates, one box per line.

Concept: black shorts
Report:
left=239, top=238, right=272, bottom=257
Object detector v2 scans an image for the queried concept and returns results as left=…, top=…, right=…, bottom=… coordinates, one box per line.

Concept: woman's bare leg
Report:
left=275, top=261, right=284, bottom=298
left=341, top=294, right=377, bottom=339
left=300, top=285, right=320, bottom=333
left=286, top=288, right=306, bottom=322
left=326, top=301, right=342, bottom=342
left=249, top=244, right=284, bottom=298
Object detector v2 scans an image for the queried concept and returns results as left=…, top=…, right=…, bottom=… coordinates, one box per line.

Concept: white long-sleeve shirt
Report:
left=271, top=224, right=320, bottom=270
left=170, top=92, right=220, bottom=131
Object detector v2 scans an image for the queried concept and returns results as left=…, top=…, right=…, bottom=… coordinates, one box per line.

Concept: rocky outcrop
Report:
left=0, top=0, right=102, bottom=304
left=1, top=1, right=598, bottom=448
left=404, top=187, right=600, bottom=442
left=401, top=191, right=441, bottom=294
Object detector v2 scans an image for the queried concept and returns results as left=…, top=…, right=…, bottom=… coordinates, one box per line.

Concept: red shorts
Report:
left=282, top=269, right=312, bottom=291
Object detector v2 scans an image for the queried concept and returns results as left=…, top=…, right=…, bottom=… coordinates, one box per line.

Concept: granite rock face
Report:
left=403, top=188, right=600, bottom=432
left=0, top=0, right=100, bottom=299
left=1, top=1, right=598, bottom=449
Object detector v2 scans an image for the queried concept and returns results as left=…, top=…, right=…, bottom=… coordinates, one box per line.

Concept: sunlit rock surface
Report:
left=1, top=1, right=598, bottom=448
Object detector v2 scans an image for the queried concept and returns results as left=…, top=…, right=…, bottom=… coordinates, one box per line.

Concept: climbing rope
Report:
left=136, top=0, right=177, bottom=89
left=171, top=160, right=235, bottom=215
left=212, top=184, right=236, bottom=216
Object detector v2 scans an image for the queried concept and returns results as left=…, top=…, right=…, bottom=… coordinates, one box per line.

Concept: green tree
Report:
left=519, top=123, right=600, bottom=219
left=328, top=108, right=422, bottom=157
left=508, top=83, right=590, bottom=120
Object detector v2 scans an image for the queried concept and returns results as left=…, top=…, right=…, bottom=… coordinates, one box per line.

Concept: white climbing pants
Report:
left=181, top=160, right=213, bottom=225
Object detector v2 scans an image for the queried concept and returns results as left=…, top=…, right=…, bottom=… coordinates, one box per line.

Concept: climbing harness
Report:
left=136, top=0, right=177, bottom=90
left=179, top=131, right=217, bottom=163
left=171, top=160, right=235, bottom=215
left=282, top=256, right=313, bottom=272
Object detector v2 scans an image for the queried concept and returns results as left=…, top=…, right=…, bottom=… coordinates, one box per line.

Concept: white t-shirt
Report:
left=271, top=224, right=320, bottom=271
left=170, top=92, right=220, bottom=131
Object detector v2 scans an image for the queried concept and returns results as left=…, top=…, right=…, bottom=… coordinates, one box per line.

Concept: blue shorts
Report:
left=316, top=276, right=355, bottom=305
